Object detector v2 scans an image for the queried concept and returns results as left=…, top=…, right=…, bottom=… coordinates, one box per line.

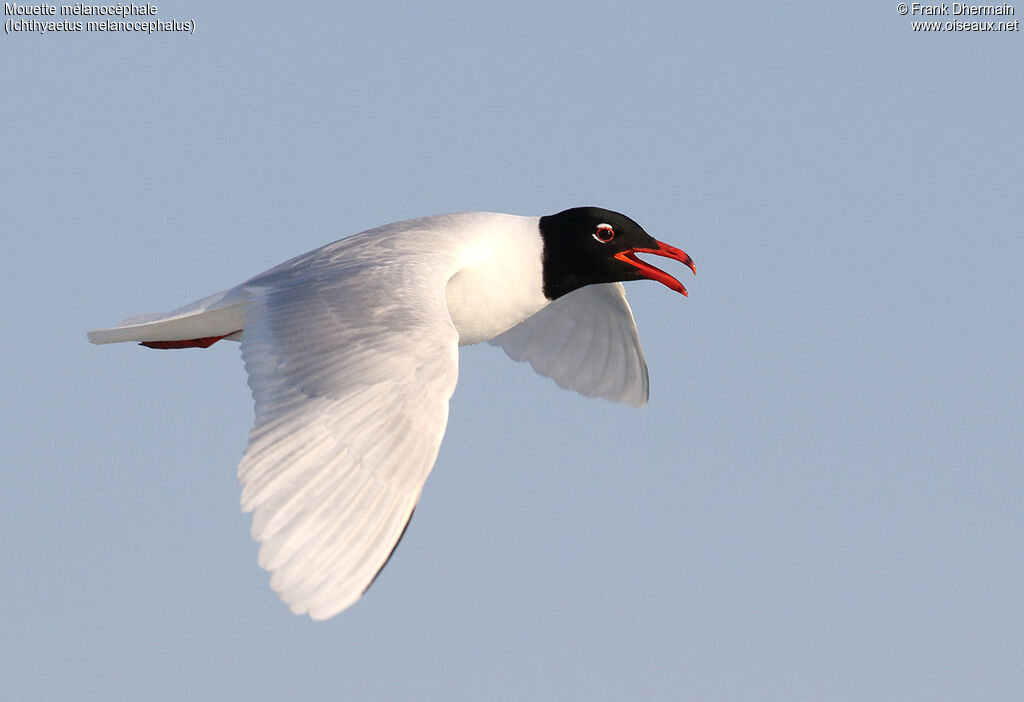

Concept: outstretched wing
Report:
left=489, top=283, right=649, bottom=407
left=237, top=256, right=460, bottom=620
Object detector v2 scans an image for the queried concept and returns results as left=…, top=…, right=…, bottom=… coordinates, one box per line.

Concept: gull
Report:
left=89, top=206, right=695, bottom=619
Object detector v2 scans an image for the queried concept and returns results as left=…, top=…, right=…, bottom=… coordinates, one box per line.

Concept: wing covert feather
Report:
left=489, top=283, right=649, bottom=407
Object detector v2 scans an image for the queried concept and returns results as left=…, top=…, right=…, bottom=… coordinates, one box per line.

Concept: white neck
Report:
left=443, top=214, right=549, bottom=346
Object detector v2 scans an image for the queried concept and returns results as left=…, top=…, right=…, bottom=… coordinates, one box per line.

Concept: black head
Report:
left=538, top=206, right=696, bottom=300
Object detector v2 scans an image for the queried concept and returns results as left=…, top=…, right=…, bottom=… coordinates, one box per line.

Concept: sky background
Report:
left=2, top=2, right=1022, bottom=700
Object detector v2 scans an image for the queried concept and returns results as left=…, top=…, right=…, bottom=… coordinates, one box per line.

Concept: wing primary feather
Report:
left=363, top=504, right=417, bottom=594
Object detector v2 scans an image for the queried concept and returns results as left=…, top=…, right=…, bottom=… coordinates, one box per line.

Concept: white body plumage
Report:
left=89, top=210, right=669, bottom=619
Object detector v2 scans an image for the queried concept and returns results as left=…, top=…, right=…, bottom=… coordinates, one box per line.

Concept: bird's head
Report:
left=538, top=207, right=696, bottom=300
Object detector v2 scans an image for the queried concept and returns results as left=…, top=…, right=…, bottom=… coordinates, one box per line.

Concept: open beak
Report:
left=614, top=241, right=696, bottom=296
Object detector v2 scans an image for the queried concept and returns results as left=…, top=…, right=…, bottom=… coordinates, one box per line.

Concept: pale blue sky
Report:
left=3, top=2, right=1022, bottom=700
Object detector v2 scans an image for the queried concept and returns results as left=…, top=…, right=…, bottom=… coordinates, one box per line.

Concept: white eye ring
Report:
left=593, top=223, right=615, bottom=243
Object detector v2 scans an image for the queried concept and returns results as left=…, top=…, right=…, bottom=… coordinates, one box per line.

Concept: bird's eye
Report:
left=593, top=223, right=615, bottom=243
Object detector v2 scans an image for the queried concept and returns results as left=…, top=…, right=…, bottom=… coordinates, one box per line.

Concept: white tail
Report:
left=88, top=287, right=248, bottom=346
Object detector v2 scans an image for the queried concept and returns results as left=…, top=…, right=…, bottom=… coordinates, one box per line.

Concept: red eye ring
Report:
left=593, top=223, right=615, bottom=243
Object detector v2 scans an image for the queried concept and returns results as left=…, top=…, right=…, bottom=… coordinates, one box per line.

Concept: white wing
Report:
left=489, top=283, right=649, bottom=407
left=237, top=253, right=460, bottom=620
